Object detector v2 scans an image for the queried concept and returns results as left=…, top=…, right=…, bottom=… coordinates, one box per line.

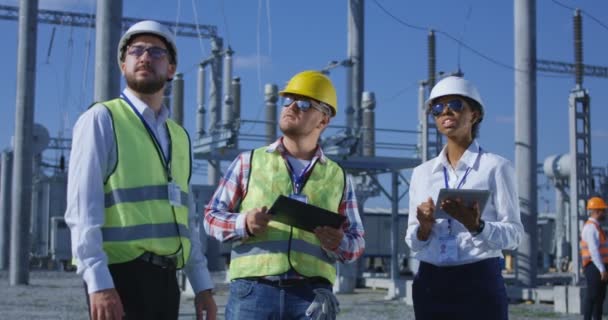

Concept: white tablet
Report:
left=434, top=188, right=491, bottom=219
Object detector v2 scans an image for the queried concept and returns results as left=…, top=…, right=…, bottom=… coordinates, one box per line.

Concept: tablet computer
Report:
left=267, top=195, right=346, bottom=233
left=435, top=188, right=491, bottom=219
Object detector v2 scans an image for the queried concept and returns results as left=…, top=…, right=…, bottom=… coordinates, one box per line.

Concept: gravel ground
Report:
left=0, top=270, right=590, bottom=320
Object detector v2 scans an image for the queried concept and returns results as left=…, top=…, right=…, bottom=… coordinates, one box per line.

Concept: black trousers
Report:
left=85, top=259, right=181, bottom=320
left=584, top=263, right=608, bottom=320
left=413, top=258, right=508, bottom=320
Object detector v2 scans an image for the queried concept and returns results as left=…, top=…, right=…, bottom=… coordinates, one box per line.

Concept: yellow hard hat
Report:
left=587, top=196, right=608, bottom=210
left=279, top=70, right=338, bottom=117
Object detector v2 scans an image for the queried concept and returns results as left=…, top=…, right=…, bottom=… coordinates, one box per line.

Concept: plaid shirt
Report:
left=203, top=138, right=365, bottom=263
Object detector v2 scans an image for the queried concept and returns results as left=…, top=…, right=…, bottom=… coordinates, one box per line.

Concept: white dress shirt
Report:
left=405, top=140, right=524, bottom=266
left=582, top=217, right=606, bottom=272
left=65, top=88, right=213, bottom=294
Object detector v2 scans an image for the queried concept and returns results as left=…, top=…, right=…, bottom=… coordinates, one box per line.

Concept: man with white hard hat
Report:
left=65, top=20, right=216, bottom=320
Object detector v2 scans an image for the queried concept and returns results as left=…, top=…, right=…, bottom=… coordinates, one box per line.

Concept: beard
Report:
left=125, top=67, right=167, bottom=94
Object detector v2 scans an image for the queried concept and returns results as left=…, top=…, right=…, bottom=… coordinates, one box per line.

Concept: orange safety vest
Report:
left=580, top=219, right=608, bottom=267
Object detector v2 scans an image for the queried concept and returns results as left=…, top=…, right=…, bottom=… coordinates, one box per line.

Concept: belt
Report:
left=137, top=252, right=177, bottom=269
left=248, top=277, right=330, bottom=288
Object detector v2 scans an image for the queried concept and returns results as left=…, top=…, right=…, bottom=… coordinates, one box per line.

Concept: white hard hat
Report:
left=426, top=76, right=484, bottom=114
left=117, top=20, right=177, bottom=67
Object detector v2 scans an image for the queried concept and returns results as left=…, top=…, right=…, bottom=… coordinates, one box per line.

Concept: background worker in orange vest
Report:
left=581, top=196, right=608, bottom=320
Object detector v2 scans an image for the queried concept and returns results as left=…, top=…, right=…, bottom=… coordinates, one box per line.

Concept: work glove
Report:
left=305, top=288, right=340, bottom=320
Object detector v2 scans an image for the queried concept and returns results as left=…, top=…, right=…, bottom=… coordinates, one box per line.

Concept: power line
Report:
left=551, top=0, right=608, bottom=32
left=371, top=0, right=524, bottom=73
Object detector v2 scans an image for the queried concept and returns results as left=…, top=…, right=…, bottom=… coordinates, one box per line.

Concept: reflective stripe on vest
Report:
left=229, top=147, right=345, bottom=284
left=105, top=185, right=188, bottom=208
left=102, top=98, right=192, bottom=267
left=580, top=220, right=608, bottom=267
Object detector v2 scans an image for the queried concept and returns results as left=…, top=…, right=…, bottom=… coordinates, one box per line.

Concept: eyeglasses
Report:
left=430, top=99, right=465, bottom=116
left=126, top=45, right=169, bottom=60
left=282, top=96, right=330, bottom=115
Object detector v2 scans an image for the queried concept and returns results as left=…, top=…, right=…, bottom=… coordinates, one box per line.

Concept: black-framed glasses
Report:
left=430, top=99, right=465, bottom=116
left=127, top=45, right=169, bottom=59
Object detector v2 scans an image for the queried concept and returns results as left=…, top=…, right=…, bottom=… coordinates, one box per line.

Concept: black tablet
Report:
left=268, top=195, right=346, bottom=232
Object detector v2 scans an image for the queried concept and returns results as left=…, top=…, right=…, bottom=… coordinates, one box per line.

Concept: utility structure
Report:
left=1, top=1, right=219, bottom=285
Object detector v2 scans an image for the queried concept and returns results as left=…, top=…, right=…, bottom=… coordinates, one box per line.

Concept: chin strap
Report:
left=305, top=288, right=340, bottom=320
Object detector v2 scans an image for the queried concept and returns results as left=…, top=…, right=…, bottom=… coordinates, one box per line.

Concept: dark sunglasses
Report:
left=430, top=99, right=465, bottom=116
left=281, top=96, right=315, bottom=112
left=127, top=45, right=169, bottom=59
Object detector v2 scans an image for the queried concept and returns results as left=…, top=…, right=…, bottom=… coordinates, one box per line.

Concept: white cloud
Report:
left=234, top=54, right=271, bottom=69
left=494, top=115, right=514, bottom=124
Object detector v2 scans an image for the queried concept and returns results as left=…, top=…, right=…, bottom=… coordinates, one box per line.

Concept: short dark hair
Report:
left=462, top=96, right=483, bottom=139
left=119, top=33, right=176, bottom=65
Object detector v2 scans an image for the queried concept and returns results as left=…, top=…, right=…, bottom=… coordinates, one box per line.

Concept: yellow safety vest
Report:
left=102, top=98, right=192, bottom=268
left=229, top=147, right=345, bottom=284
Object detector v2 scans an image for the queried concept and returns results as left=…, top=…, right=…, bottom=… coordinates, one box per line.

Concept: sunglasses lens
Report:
left=282, top=97, right=294, bottom=107
left=431, top=104, right=444, bottom=116
left=447, top=99, right=463, bottom=112
left=282, top=97, right=311, bottom=111
left=431, top=99, right=464, bottom=116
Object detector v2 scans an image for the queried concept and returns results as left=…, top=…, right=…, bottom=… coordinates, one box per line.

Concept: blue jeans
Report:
left=225, top=278, right=332, bottom=320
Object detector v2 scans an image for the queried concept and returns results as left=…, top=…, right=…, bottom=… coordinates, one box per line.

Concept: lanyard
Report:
left=285, top=157, right=315, bottom=194
left=442, top=163, right=472, bottom=236
left=443, top=166, right=472, bottom=190
left=121, top=94, right=173, bottom=180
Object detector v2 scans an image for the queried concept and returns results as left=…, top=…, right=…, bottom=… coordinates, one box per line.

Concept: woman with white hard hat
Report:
left=405, top=76, right=524, bottom=319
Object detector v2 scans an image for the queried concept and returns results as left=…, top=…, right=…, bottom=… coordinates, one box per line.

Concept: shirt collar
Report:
left=266, top=137, right=328, bottom=164
left=122, top=88, right=169, bottom=124
left=431, top=139, right=482, bottom=173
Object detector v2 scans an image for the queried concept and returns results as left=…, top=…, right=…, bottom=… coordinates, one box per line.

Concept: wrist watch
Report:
left=470, top=219, right=485, bottom=237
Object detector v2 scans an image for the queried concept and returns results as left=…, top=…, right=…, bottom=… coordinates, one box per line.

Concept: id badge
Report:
left=289, top=194, right=308, bottom=204
left=168, top=182, right=182, bottom=207
left=438, top=235, right=458, bottom=263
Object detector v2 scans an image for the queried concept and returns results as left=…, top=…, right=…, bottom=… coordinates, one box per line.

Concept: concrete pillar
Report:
left=10, top=0, right=39, bottom=285
left=514, top=0, right=538, bottom=288
left=0, top=151, right=13, bottom=270
left=94, top=0, right=122, bottom=101
left=361, top=92, right=375, bottom=157
left=264, top=84, right=278, bottom=145
left=171, top=73, right=184, bottom=126
left=196, top=65, right=207, bottom=139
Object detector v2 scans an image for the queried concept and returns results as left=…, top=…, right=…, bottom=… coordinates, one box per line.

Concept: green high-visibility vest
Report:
left=101, top=98, right=191, bottom=268
left=230, top=147, right=345, bottom=284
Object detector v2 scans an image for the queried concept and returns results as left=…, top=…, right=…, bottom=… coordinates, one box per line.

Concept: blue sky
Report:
left=1, top=0, right=607, bottom=210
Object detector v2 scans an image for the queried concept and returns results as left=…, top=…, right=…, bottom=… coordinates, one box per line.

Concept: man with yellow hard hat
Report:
left=581, top=196, right=608, bottom=320
left=204, top=70, right=365, bottom=319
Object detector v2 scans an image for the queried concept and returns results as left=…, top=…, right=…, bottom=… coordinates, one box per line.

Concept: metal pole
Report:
left=10, top=0, right=38, bottom=285
left=347, top=0, right=364, bottom=142
left=207, top=37, right=223, bottom=186
left=427, top=30, right=442, bottom=156
left=514, top=0, right=538, bottom=288
left=418, top=81, right=428, bottom=162
left=94, top=0, right=122, bottom=101
left=196, top=64, right=207, bottom=139
left=361, top=91, right=375, bottom=157
left=232, top=77, right=241, bottom=149
left=389, top=170, right=400, bottom=299
left=171, top=73, right=184, bottom=126
left=0, top=151, right=13, bottom=270
left=573, top=9, right=583, bottom=88
left=264, top=84, right=278, bottom=145
left=222, top=47, right=234, bottom=130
